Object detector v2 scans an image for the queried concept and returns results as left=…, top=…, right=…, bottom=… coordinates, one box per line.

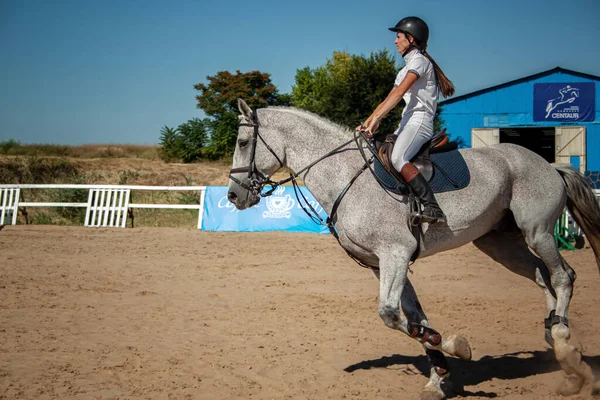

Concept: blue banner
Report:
left=202, top=186, right=331, bottom=233
left=534, top=82, right=595, bottom=122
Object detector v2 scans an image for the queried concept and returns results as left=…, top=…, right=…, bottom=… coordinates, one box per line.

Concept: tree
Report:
left=272, top=92, right=293, bottom=107
left=158, top=119, right=209, bottom=163
left=291, top=50, right=404, bottom=135
left=194, top=70, right=281, bottom=117
left=159, top=126, right=179, bottom=162
left=176, top=118, right=209, bottom=163
left=194, top=70, right=288, bottom=159
left=203, top=112, right=239, bottom=160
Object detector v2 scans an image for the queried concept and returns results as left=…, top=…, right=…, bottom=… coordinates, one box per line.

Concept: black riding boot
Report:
left=406, top=172, right=447, bottom=224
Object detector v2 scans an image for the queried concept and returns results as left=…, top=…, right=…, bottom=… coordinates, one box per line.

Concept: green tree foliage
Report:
left=159, top=126, right=179, bottom=162
left=159, top=119, right=209, bottom=163
left=291, top=50, right=404, bottom=135
left=434, top=107, right=444, bottom=135
left=194, top=70, right=280, bottom=117
left=271, top=92, right=293, bottom=107
left=177, top=118, right=209, bottom=163
left=0, top=139, right=21, bottom=155
left=194, top=70, right=287, bottom=159
left=203, top=112, right=239, bottom=160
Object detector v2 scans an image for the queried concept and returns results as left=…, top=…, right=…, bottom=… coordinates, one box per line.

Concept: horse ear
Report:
left=238, top=99, right=253, bottom=123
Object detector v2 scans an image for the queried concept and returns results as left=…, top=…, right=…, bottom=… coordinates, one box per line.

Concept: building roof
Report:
left=440, top=67, right=600, bottom=105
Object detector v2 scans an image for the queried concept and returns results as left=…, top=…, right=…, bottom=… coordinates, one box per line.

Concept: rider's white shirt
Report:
left=394, top=49, right=439, bottom=121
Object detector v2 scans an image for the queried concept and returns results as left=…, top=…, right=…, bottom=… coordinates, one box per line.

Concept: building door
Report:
left=555, top=126, right=586, bottom=173
left=499, top=127, right=556, bottom=164
left=471, top=128, right=499, bottom=148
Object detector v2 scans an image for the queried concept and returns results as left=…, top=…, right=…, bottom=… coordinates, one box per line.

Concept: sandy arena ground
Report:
left=1, top=225, right=599, bottom=399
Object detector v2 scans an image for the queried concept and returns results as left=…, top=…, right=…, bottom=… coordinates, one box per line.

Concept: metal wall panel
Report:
left=439, top=70, right=600, bottom=171
left=586, top=124, right=600, bottom=171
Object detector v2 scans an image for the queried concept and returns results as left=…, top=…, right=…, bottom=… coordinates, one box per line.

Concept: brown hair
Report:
left=422, top=50, right=455, bottom=98
left=405, top=32, right=455, bottom=98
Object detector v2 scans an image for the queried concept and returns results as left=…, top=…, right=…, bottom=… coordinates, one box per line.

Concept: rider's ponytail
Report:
left=422, top=50, right=455, bottom=98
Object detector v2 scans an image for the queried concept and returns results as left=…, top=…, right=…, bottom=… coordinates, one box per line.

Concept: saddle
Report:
left=376, top=128, right=458, bottom=183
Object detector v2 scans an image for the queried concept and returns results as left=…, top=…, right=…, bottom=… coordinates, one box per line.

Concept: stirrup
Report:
left=420, top=207, right=447, bottom=224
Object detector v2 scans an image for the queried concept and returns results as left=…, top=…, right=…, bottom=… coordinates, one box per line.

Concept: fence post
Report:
left=0, top=188, right=20, bottom=226
left=197, top=188, right=206, bottom=230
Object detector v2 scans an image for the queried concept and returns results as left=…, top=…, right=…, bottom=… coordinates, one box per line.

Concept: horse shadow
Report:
left=344, top=349, right=600, bottom=398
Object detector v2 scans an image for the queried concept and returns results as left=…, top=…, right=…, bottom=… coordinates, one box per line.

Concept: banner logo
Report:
left=263, top=186, right=295, bottom=219
left=203, top=186, right=330, bottom=234
left=545, top=85, right=579, bottom=119
left=534, top=82, right=595, bottom=122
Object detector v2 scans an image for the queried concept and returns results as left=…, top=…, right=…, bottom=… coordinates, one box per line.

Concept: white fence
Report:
left=1, top=184, right=599, bottom=233
left=0, top=185, right=206, bottom=229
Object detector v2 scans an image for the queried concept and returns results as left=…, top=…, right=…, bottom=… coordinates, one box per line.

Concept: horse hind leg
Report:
left=524, top=228, right=594, bottom=395
left=474, top=229, right=592, bottom=394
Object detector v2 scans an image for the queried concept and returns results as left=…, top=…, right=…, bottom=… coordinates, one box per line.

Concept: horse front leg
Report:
left=401, top=279, right=449, bottom=400
left=402, top=278, right=472, bottom=362
left=378, top=254, right=468, bottom=356
left=376, top=248, right=413, bottom=334
left=377, top=249, right=463, bottom=400
left=403, top=279, right=472, bottom=400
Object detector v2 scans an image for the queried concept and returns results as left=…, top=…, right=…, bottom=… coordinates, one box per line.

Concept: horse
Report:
left=227, top=98, right=600, bottom=399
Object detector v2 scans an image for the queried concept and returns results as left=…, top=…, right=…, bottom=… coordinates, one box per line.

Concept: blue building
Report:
left=439, top=67, right=599, bottom=187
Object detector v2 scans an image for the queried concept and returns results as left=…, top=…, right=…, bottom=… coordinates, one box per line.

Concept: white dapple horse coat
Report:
left=227, top=99, right=600, bottom=399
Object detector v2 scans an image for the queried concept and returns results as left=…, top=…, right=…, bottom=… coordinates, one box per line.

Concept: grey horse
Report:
left=227, top=99, right=600, bottom=399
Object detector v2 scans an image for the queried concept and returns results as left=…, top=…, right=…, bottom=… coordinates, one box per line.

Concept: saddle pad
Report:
left=373, top=150, right=470, bottom=195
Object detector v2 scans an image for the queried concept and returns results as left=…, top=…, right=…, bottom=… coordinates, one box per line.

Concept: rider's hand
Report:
left=361, top=119, right=380, bottom=139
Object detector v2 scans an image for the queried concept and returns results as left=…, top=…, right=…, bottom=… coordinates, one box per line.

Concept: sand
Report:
left=1, top=225, right=599, bottom=399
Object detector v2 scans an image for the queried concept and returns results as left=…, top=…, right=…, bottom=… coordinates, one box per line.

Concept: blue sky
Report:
left=1, top=0, right=599, bottom=145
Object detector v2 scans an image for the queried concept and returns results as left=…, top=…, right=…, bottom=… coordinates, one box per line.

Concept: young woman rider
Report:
left=361, top=16, right=455, bottom=224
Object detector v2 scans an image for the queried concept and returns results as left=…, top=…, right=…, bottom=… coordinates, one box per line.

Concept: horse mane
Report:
left=263, top=106, right=354, bottom=140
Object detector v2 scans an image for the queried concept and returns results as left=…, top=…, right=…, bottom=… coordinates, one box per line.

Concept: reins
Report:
left=229, top=109, right=421, bottom=268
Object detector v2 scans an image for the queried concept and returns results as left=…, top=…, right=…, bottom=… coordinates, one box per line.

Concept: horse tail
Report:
left=554, top=164, right=600, bottom=274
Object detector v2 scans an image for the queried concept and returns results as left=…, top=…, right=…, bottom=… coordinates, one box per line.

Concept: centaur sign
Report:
left=227, top=99, right=600, bottom=399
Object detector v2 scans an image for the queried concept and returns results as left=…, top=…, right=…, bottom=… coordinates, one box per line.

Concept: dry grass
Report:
left=0, top=149, right=300, bottom=228
left=0, top=154, right=295, bottom=228
left=0, top=142, right=160, bottom=160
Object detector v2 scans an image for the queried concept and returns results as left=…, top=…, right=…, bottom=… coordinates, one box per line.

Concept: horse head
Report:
left=227, top=99, right=287, bottom=210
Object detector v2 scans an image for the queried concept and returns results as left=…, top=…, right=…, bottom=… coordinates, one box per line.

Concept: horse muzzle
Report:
left=227, top=188, right=260, bottom=210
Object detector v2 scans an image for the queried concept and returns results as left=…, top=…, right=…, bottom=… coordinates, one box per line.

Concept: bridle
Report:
left=228, top=108, right=358, bottom=199
left=228, top=109, right=284, bottom=197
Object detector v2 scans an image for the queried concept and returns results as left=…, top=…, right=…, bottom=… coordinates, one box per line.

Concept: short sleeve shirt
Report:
left=393, top=49, right=439, bottom=120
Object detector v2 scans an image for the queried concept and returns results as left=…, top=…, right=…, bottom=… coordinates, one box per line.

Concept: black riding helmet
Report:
left=389, top=16, right=429, bottom=48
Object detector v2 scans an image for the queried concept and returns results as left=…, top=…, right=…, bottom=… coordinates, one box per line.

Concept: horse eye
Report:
left=238, top=139, right=249, bottom=148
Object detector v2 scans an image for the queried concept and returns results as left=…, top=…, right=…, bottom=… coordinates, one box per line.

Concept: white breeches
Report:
left=390, top=113, right=435, bottom=171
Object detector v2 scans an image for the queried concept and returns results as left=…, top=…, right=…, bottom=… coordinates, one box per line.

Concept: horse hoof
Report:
left=545, top=328, right=554, bottom=347
left=420, top=386, right=445, bottom=400
left=441, top=334, right=472, bottom=360
left=556, top=374, right=586, bottom=397
left=553, top=340, right=594, bottom=392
